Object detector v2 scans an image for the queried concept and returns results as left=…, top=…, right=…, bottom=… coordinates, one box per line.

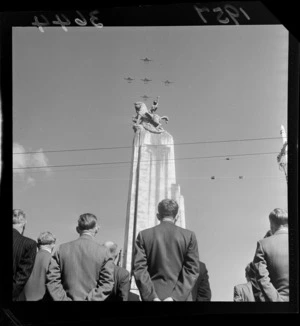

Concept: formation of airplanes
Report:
left=124, top=58, right=174, bottom=102
left=124, top=76, right=174, bottom=86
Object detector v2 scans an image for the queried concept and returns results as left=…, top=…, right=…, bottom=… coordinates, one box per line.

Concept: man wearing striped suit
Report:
left=13, top=209, right=37, bottom=301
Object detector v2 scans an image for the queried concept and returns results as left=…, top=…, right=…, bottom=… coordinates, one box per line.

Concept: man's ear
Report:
left=156, top=213, right=161, bottom=221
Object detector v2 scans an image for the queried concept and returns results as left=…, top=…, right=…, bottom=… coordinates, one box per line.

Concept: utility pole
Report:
left=277, top=125, right=288, bottom=183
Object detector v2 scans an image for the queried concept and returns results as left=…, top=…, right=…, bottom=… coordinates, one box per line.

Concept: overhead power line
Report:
left=13, top=151, right=279, bottom=170
left=12, top=136, right=283, bottom=155
left=13, top=175, right=286, bottom=182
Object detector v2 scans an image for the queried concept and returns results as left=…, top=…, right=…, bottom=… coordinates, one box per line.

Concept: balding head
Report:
left=37, top=231, right=56, bottom=247
left=13, top=209, right=26, bottom=225
left=37, top=231, right=56, bottom=253
left=13, top=209, right=27, bottom=234
left=104, top=241, right=118, bottom=260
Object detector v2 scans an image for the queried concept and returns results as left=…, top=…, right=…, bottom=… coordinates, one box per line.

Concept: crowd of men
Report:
left=12, top=200, right=288, bottom=302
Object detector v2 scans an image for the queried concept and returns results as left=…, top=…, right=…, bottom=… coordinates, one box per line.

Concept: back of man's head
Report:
left=104, top=241, right=118, bottom=260
left=77, top=213, right=99, bottom=234
left=269, top=208, right=288, bottom=232
left=13, top=209, right=26, bottom=226
left=157, top=199, right=179, bottom=219
left=37, top=231, right=56, bottom=248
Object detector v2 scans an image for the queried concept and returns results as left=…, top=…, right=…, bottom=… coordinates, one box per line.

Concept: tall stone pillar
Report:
left=123, top=102, right=186, bottom=296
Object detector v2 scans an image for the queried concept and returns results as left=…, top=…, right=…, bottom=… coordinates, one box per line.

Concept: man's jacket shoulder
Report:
left=141, top=222, right=195, bottom=235
left=259, top=229, right=288, bottom=248
left=13, top=230, right=36, bottom=246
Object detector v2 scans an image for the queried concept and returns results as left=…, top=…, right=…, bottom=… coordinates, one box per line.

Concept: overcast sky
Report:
left=13, top=25, right=288, bottom=301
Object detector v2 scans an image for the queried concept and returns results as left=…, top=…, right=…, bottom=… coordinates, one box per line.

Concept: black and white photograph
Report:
left=1, top=2, right=299, bottom=323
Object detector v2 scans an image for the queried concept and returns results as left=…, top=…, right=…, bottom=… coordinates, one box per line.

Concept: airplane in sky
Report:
left=141, top=78, right=152, bottom=84
left=140, top=57, right=153, bottom=63
left=163, top=80, right=174, bottom=86
left=124, top=77, right=135, bottom=83
left=141, top=95, right=151, bottom=101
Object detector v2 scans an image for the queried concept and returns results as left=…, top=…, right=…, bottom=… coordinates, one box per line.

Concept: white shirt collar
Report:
left=39, top=245, right=52, bottom=254
left=81, top=231, right=94, bottom=237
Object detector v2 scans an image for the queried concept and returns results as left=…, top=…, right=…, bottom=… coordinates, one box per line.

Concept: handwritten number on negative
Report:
left=239, top=7, right=251, bottom=20
left=224, top=4, right=241, bottom=25
left=194, top=4, right=250, bottom=25
left=33, top=10, right=104, bottom=31
left=32, top=15, right=49, bottom=32
left=194, top=6, right=210, bottom=24
left=75, top=11, right=87, bottom=26
left=89, top=10, right=103, bottom=28
left=213, top=7, right=230, bottom=24
left=53, top=14, right=71, bottom=31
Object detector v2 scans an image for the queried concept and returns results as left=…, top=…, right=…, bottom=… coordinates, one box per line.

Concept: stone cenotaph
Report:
left=122, top=99, right=186, bottom=295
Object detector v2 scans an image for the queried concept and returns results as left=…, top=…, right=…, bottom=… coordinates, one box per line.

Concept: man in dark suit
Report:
left=252, top=208, right=289, bottom=301
left=104, top=241, right=130, bottom=301
left=13, top=209, right=37, bottom=301
left=46, top=213, right=114, bottom=301
left=133, top=199, right=199, bottom=301
left=192, top=261, right=212, bottom=301
left=24, top=231, right=56, bottom=301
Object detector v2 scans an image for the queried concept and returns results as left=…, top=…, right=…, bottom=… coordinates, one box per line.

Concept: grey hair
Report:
left=13, top=209, right=26, bottom=225
left=37, top=231, right=56, bottom=246
left=104, top=241, right=118, bottom=257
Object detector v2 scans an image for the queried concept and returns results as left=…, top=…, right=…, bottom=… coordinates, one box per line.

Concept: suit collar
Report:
left=274, top=228, right=288, bottom=235
left=13, top=227, right=21, bottom=234
left=160, top=219, right=175, bottom=224
left=13, top=228, right=23, bottom=236
left=39, top=247, right=52, bottom=254
left=79, top=233, right=95, bottom=240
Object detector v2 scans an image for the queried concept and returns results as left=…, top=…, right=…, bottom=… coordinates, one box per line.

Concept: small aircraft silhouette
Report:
left=163, top=80, right=174, bottom=86
left=141, top=78, right=152, bottom=84
left=124, top=77, right=134, bottom=83
left=141, top=95, right=151, bottom=101
left=140, top=57, right=153, bottom=63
